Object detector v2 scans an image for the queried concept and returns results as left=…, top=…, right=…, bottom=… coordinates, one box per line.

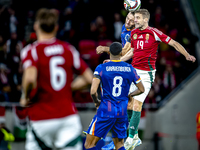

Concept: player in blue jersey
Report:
left=96, top=12, right=135, bottom=56
left=96, top=12, right=136, bottom=150
left=84, top=42, right=144, bottom=150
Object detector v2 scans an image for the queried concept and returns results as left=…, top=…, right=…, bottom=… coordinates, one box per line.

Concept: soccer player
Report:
left=120, top=9, right=196, bottom=150
left=20, top=8, right=93, bottom=150
left=84, top=42, right=144, bottom=150
left=96, top=12, right=136, bottom=150
left=96, top=12, right=135, bottom=56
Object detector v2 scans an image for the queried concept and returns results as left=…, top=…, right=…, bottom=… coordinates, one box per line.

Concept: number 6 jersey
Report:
left=20, top=38, right=88, bottom=121
left=94, top=60, right=141, bottom=118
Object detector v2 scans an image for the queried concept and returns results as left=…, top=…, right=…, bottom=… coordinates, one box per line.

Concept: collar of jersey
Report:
left=111, top=60, right=121, bottom=62
left=126, top=27, right=135, bottom=31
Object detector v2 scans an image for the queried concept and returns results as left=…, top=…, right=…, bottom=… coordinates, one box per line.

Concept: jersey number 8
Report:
left=112, top=76, right=123, bottom=97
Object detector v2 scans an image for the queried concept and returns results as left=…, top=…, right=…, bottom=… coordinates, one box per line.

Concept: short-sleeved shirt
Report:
left=20, top=38, right=88, bottom=121
left=94, top=60, right=141, bottom=118
left=131, top=26, right=172, bottom=71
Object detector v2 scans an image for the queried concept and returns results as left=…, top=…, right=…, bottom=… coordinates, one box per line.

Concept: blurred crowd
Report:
left=0, top=0, right=198, bottom=110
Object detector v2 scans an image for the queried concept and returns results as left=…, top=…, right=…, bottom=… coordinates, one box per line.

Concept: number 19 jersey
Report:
left=131, top=26, right=171, bottom=71
left=94, top=60, right=141, bottom=118
left=21, top=38, right=88, bottom=121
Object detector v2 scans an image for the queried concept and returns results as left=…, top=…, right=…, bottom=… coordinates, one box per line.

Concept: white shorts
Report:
left=129, top=68, right=156, bottom=103
left=25, top=114, right=82, bottom=150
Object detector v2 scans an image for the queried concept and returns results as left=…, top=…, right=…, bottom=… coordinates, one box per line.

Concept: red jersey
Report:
left=20, top=38, right=88, bottom=121
left=131, top=26, right=171, bottom=71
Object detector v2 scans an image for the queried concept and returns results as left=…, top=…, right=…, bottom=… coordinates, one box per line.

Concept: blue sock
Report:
left=118, top=146, right=125, bottom=150
left=86, top=147, right=98, bottom=150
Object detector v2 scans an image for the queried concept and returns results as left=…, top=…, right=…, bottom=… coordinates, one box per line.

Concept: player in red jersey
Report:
left=119, top=9, right=196, bottom=150
left=20, top=8, right=93, bottom=150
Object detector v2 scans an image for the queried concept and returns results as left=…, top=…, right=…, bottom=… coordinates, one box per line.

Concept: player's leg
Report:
left=54, top=114, right=82, bottom=150
left=112, top=117, right=128, bottom=150
left=25, top=120, right=56, bottom=150
left=112, top=138, right=125, bottom=150
left=125, top=69, right=156, bottom=150
left=84, top=134, right=100, bottom=149
left=85, top=115, right=115, bottom=150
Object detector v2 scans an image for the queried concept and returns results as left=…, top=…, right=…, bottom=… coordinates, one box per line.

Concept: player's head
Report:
left=125, top=12, right=135, bottom=30
left=134, top=9, right=150, bottom=30
left=109, top=42, right=122, bottom=57
left=34, top=8, right=59, bottom=34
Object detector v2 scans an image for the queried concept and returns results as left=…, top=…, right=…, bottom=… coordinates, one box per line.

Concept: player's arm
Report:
left=96, top=46, right=110, bottom=54
left=122, top=42, right=131, bottom=56
left=90, top=78, right=101, bottom=108
left=120, top=47, right=134, bottom=62
left=20, top=66, right=37, bottom=107
left=168, top=39, right=196, bottom=62
left=128, top=81, right=144, bottom=98
left=71, top=68, right=93, bottom=91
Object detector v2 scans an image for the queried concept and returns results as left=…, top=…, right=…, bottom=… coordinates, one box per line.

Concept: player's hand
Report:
left=96, top=46, right=105, bottom=54
left=20, top=98, right=32, bottom=107
left=186, top=54, right=196, bottom=63
left=103, top=59, right=110, bottom=63
left=95, top=99, right=101, bottom=109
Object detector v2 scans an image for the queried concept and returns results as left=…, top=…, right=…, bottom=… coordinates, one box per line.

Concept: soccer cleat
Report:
left=101, top=141, right=115, bottom=150
left=124, top=134, right=142, bottom=150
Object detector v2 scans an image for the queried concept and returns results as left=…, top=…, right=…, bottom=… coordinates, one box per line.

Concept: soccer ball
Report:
left=124, top=0, right=141, bottom=12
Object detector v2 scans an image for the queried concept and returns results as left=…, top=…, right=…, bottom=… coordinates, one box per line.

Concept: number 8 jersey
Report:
left=94, top=60, right=141, bottom=118
left=20, top=38, right=88, bottom=121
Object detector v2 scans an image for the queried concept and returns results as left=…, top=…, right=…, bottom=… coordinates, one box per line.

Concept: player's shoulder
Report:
left=147, top=26, right=163, bottom=35
left=20, top=42, right=38, bottom=61
left=131, top=28, right=138, bottom=33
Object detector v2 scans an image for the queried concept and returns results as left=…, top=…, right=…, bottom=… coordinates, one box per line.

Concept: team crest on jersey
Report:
left=145, top=34, right=149, bottom=43
left=133, top=34, right=137, bottom=40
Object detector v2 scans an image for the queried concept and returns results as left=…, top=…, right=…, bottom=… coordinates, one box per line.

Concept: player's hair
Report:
left=109, top=42, right=122, bottom=56
left=130, top=11, right=135, bottom=16
left=135, top=9, right=150, bottom=20
left=35, top=8, right=59, bottom=33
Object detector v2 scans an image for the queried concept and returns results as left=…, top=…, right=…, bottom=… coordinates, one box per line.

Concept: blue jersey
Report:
left=121, top=24, right=132, bottom=47
left=94, top=60, right=141, bottom=118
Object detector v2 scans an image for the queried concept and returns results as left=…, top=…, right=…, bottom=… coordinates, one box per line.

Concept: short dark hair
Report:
left=35, top=8, right=59, bottom=33
left=135, top=9, right=150, bottom=20
left=109, top=42, right=122, bottom=56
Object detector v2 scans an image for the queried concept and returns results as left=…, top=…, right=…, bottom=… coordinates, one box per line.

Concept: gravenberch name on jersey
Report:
left=106, top=66, right=131, bottom=72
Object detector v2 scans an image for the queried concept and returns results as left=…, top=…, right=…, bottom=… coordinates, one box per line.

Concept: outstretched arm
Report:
left=120, top=47, right=134, bottom=62
left=168, top=39, right=196, bottom=62
left=96, top=46, right=110, bottom=54
left=122, top=42, right=131, bottom=56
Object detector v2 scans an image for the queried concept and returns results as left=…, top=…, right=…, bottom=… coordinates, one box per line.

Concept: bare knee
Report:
left=127, top=97, right=134, bottom=110
left=84, top=134, right=100, bottom=149
left=133, top=100, right=143, bottom=112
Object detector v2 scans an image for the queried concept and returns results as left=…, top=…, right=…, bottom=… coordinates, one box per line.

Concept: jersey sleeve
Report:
left=93, top=64, right=102, bottom=80
left=131, top=66, right=141, bottom=85
left=152, top=28, right=171, bottom=44
left=130, top=30, right=135, bottom=48
left=20, top=44, right=38, bottom=70
left=68, top=45, right=88, bottom=75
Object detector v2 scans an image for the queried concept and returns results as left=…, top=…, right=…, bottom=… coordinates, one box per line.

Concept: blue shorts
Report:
left=87, top=115, right=128, bottom=139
